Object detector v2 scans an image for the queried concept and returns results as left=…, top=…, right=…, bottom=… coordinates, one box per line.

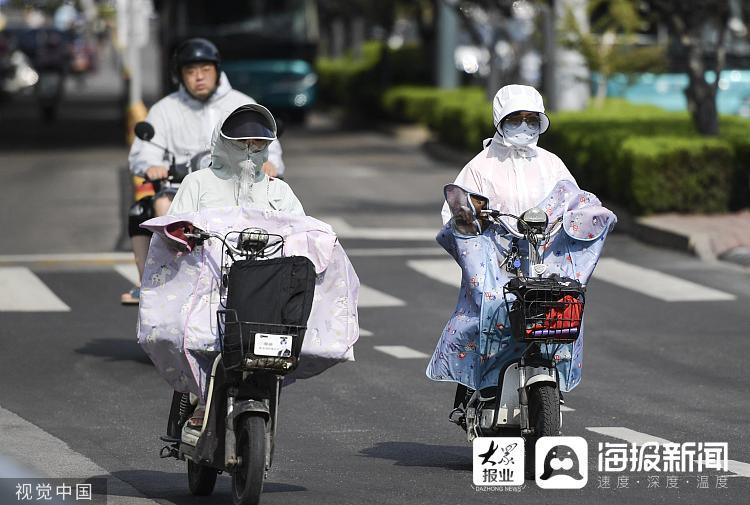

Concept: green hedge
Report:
left=382, top=86, right=491, bottom=150
left=316, top=41, right=383, bottom=114
left=381, top=88, right=749, bottom=214
left=316, top=41, right=431, bottom=117
left=618, top=137, right=734, bottom=214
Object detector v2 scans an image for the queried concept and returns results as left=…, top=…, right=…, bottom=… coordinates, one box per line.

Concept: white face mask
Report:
left=501, top=119, right=540, bottom=147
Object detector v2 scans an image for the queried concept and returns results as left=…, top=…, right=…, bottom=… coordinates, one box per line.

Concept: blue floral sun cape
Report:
left=426, top=180, right=617, bottom=392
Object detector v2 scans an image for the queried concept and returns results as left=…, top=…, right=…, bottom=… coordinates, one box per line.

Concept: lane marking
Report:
left=594, top=258, right=736, bottom=302
left=374, top=345, right=429, bottom=359
left=0, top=404, right=161, bottom=503
left=114, top=263, right=140, bottom=285
left=322, top=217, right=438, bottom=241
left=408, top=258, right=738, bottom=303
left=407, top=259, right=461, bottom=288
left=587, top=426, right=750, bottom=478
left=359, top=328, right=374, bottom=337
left=358, top=285, right=406, bottom=307
left=0, top=253, right=133, bottom=265
left=560, top=405, right=575, bottom=412
left=345, top=247, right=445, bottom=257
left=586, top=426, right=672, bottom=445
left=0, top=267, right=70, bottom=312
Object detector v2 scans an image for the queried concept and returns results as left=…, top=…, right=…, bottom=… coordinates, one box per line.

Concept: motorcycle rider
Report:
left=167, top=103, right=303, bottom=427
left=437, top=84, right=580, bottom=414
left=123, top=38, right=286, bottom=304
left=169, top=103, right=303, bottom=216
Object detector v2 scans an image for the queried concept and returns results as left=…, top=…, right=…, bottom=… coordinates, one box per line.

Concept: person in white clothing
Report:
left=441, top=84, right=576, bottom=224
left=167, top=102, right=303, bottom=429
left=123, top=38, right=285, bottom=304
left=169, top=103, right=303, bottom=216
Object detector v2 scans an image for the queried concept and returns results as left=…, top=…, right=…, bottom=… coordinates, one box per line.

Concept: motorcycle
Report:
left=15, top=28, right=71, bottom=121
left=129, top=121, right=211, bottom=221
left=157, top=224, right=316, bottom=505
left=440, top=184, right=590, bottom=475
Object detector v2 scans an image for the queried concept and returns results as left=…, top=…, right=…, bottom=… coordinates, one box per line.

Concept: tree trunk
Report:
left=594, top=75, right=608, bottom=109
left=684, top=42, right=719, bottom=135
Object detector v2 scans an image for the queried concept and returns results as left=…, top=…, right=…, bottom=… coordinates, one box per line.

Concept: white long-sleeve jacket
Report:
left=441, top=85, right=576, bottom=223
left=128, top=72, right=285, bottom=177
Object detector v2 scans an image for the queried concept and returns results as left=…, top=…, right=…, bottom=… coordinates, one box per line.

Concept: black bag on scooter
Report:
left=219, top=255, right=317, bottom=372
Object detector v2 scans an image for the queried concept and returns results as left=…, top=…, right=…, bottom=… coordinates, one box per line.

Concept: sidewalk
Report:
left=387, top=123, right=750, bottom=269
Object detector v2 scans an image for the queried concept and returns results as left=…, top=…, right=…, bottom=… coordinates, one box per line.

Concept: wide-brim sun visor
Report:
left=220, top=103, right=277, bottom=141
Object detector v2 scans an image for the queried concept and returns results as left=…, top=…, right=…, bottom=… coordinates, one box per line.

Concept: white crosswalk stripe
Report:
left=0, top=267, right=70, bottom=312
left=321, top=216, right=438, bottom=241
left=587, top=426, right=750, bottom=478
left=374, top=345, right=430, bottom=359
left=358, top=284, right=406, bottom=307
left=594, top=258, right=736, bottom=302
left=113, top=263, right=140, bottom=285
left=359, top=328, right=374, bottom=337
left=407, top=259, right=461, bottom=288
left=407, top=258, right=738, bottom=302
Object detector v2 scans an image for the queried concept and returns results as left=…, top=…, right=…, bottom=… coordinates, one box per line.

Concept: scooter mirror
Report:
left=444, top=184, right=489, bottom=235
left=134, top=121, right=155, bottom=142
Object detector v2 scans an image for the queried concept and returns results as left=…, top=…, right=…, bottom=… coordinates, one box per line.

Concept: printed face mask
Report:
left=500, top=115, right=541, bottom=146
left=236, top=145, right=269, bottom=204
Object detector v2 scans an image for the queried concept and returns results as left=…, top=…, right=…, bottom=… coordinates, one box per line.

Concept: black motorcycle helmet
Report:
left=172, top=38, right=221, bottom=89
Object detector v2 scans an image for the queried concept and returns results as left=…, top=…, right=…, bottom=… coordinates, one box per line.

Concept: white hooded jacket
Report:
left=128, top=72, right=285, bottom=176
left=441, top=85, right=576, bottom=223
left=167, top=111, right=304, bottom=215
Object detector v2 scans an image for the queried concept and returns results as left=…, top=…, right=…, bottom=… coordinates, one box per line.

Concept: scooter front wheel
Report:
left=232, top=415, right=266, bottom=505
left=187, top=459, right=218, bottom=496
left=524, top=383, right=561, bottom=478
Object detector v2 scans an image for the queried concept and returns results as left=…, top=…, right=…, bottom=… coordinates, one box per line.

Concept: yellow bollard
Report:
left=125, top=100, right=148, bottom=145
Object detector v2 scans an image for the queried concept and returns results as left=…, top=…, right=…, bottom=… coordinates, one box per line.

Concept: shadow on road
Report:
left=74, top=338, right=152, bottom=365
left=105, top=470, right=306, bottom=504
left=359, top=442, right=471, bottom=471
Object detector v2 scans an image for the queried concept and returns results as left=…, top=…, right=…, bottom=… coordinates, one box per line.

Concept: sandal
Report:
left=120, top=286, right=140, bottom=305
left=186, top=406, right=206, bottom=429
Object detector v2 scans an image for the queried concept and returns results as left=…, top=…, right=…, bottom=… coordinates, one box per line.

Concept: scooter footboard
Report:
left=479, top=364, right=556, bottom=430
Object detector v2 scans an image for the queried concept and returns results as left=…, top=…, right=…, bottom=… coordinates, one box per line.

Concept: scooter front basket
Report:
left=504, top=276, right=585, bottom=343
left=218, top=311, right=306, bottom=373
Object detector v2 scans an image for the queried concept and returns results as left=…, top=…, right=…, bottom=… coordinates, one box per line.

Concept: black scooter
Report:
left=158, top=226, right=316, bottom=505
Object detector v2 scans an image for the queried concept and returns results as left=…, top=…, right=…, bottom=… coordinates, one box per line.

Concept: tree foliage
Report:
left=644, top=0, right=733, bottom=135
left=563, top=0, right=666, bottom=108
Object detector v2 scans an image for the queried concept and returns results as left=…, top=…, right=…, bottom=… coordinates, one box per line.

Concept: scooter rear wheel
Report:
left=232, top=415, right=266, bottom=505
left=187, top=459, right=218, bottom=495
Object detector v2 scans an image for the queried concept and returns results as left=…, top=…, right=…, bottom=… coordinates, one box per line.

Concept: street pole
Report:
left=541, top=0, right=558, bottom=111
left=118, top=0, right=149, bottom=144
left=437, top=1, right=458, bottom=89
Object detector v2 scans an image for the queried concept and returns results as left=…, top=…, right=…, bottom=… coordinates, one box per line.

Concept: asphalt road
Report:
left=1, top=84, right=749, bottom=505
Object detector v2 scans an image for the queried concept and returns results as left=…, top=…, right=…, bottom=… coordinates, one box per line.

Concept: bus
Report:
left=155, top=0, right=319, bottom=121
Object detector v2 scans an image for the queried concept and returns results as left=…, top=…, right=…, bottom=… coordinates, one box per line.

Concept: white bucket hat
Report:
left=492, top=84, right=550, bottom=134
